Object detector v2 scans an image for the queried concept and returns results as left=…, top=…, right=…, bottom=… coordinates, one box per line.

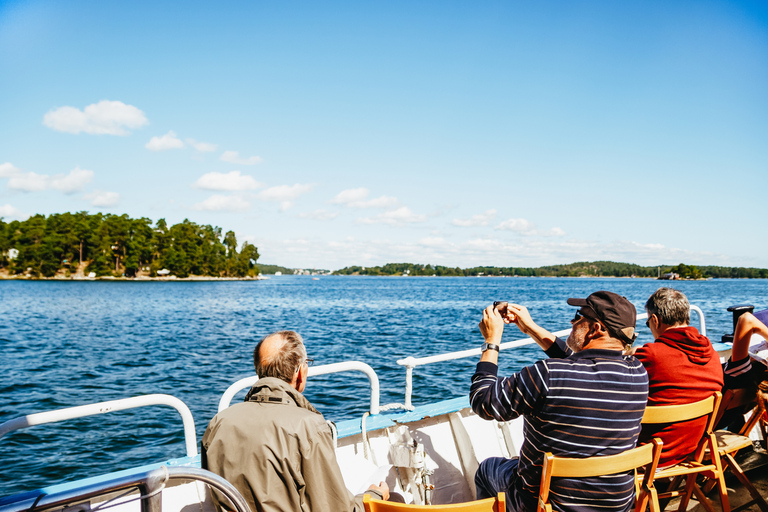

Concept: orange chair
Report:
left=641, top=392, right=729, bottom=512
left=537, top=438, right=663, bottom=512
left=362, top=493, right=504, bottom=512
left=703, top=389, right=768, bottom=512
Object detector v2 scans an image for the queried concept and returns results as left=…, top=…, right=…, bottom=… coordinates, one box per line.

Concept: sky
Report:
left=1, top=0, right=767, bottom=270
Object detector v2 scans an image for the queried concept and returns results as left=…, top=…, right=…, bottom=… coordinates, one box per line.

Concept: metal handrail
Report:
left=395, top=307, right=706, bottom=409
left=0, top=394, right=198, bottom=457
left=218, top=361, right=381, bottom=414
left=0, top=466, right=251, bottom=512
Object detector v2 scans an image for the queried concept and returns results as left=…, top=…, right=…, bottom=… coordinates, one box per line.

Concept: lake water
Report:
left=2, top=276, right=767, bottom=496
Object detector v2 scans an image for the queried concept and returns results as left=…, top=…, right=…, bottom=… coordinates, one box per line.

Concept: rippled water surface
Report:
left=2, top=276, right=767, bottom=496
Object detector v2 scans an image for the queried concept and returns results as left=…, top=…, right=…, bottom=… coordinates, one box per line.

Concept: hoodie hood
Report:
left=657, top=326, right=714, bottom=365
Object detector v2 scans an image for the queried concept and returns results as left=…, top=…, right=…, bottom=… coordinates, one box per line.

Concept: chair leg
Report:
left=724, top=453, right=768, bottom=512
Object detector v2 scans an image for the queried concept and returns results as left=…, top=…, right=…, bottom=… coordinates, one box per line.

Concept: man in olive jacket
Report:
left=202, top=330, right=389, bottom=512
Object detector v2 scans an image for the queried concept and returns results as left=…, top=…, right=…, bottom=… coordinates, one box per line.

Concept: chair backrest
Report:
left=363, top=493, right=504, bottom=512
left=641, top=392, right=721, bottom=432
left=538, top=439, right=663, bottom=512
left=714, top=388, right=756, bottom=427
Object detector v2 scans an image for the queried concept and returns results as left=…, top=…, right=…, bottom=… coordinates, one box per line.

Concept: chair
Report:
left=641, top=392, right=729, bottom=512
left=537, top=438, right=663, bottom=512
left=702, top=388, right=768, bottom=512
left=363, top=493, right=504, bottom=512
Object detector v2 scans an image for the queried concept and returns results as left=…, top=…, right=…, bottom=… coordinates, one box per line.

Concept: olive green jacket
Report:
left=202, top=377, right=382, bottom=512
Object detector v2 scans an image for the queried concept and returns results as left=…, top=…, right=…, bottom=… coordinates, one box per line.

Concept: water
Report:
left=2, top=276, right=767, bottom=496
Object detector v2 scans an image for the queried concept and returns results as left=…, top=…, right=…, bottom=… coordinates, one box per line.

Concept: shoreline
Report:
left=0, top=274, right=269, bottom=282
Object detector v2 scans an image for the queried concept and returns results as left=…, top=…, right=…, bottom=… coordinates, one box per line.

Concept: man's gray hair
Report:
left=645, top=288, right=690, bottom=326
left=253, top=330, right=307, bottom=382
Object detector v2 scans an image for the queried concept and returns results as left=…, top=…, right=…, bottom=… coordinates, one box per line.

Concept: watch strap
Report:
left=482, top=342, right=500, bottom=352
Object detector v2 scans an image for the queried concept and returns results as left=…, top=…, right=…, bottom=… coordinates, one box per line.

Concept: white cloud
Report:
left=145, top=130, right=185, bottom=151
left=452, top=209, right=497, bottom=227
left=540, top=227, right=566, bottom=237
left=331, top=187, right=399, bottom=209
left=193, top=171, right=262, bottom=191
left=0, top=204, right=25, bottom=219
left=258, top=184, right=314, bottom=211
left=331, top=188, right=369, bottom=204
left=51, top=167, right=94, bottom=194
left=220, top=150, right=263, bottom=165
left=186, top=139, right=218, bottom=152
left=358, top=206, right=427, bottom=225
left=7, top=172, right=49, bottom=192
left=495, top=218, right=534, bottom=232
left=84, top=190, right=120, bottom=207
left=0, top=163, right=21, bottom=178
left=43, top=100, right=148, bottom=135
left=4, top=167, right=94, bottom=194
left=193, top=194, right=251, bottom=212
left=299, top=209, right=339, bottom=221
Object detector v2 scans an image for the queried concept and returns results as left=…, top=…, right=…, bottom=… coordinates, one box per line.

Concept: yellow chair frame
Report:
left=537, top=438, right=663, bottom=512
left=641, top=392, right=728, bottom=512
left=363, top=492, right=504, bottom=512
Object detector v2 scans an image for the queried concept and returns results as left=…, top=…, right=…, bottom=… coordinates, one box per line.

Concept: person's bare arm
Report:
left=478, top=305, right=502, bottom=364
left=505, top=303, right=557, bottom=351
left=732, top=312, right=768, bottom=361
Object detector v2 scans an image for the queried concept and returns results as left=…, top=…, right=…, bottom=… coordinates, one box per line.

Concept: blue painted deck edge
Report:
left=0, top=455, right=200, bottom=506
left=335, top=395, right=469, bottom=437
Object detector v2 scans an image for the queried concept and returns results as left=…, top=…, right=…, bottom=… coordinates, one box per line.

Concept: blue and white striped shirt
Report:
left=470, top=338, right=649, bottom=512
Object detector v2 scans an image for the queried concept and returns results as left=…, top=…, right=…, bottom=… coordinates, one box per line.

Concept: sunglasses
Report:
left=572, top=310, right=597, bottom=324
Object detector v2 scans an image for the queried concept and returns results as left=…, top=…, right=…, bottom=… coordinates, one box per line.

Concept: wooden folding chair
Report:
left=363, top=492, right=504, bottom=512
left=641, top=392, right=729, bottom=512
left=537, top=438, right=663, bottom=512
left=702, top=388, right=768, bottom=512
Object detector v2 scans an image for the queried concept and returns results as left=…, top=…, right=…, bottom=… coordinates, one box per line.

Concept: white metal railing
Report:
left=218, top=361, right=381, bottom=414
left=0, top=394, right=198, bottom=457
left=395, top=307, right=706, bottom=409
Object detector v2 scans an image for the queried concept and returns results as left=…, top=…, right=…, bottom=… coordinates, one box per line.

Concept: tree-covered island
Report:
left=0, top=212, right=260, bottom=278
left=334, top=261, right=768, bottom=279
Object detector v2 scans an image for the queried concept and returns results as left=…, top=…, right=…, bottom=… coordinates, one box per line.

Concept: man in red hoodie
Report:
left=634, top=288, right=724, bottom=467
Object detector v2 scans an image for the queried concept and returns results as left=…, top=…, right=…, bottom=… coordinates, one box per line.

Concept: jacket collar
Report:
left=244, top=376, right=321, bottom=415
left=570, top=347, right=627, bottom=359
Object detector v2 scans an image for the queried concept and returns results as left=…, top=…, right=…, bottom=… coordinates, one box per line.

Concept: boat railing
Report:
left=0, top=466, right=250, bottom=512
left=218, top=361, right=382, bottom=414
left=395, top=307, right=706, bottom=409
left=0, top=394, right=198, bottom=457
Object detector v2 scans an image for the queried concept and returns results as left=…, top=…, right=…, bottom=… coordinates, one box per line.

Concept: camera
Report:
left=493, top=301, right=508, bottom=312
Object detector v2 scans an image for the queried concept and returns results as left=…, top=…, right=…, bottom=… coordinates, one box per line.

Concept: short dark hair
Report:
left=645, top=288, right=690, bottom=326
left=253, top=330, right=307, bottom=382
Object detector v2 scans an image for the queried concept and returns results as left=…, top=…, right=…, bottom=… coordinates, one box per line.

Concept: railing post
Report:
left=139, top=466, right=167, bottom=512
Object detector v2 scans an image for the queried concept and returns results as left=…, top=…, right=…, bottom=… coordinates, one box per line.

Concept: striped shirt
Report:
left=470, top=338, right=649, bottom=512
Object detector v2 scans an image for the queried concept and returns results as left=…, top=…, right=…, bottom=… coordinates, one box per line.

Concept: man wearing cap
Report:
left=470, top=291, right=648, bottom=512
left=634, top=288, right=723, bottom=467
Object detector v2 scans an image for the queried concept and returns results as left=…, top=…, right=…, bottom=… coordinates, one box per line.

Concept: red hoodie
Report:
left=634, top=326, right=724, bottom=467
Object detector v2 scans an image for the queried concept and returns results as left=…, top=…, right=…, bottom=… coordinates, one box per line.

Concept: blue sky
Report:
left=1, top=0, right=767, bottom=269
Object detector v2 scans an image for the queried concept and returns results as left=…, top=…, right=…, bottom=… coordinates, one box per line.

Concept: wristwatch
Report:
left=481, top=342, right=500, bottom=353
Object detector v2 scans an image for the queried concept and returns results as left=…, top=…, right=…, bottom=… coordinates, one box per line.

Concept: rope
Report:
left=360, top=402, right=415, bottom=461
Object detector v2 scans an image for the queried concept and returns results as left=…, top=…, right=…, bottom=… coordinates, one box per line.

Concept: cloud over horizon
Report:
left=193, top=171, right=262, bottom=191
left=84, top=190, right=120, bottom=207
left=43, top=100, right=148, bottom=135
left=258, top=183, right=314, bottom=211
left=331, top=187, right=399, bottom=209
left=452, top=209, right=497, bottom=227
left=358, top=206, right=427, bottom=225
left=146, top=131, right=185, bottom=151
left=220, top=150, right=263, bottom=165
left=1, top=164, right=94, bottom=194
left=194, top=194, right=251, bottom=212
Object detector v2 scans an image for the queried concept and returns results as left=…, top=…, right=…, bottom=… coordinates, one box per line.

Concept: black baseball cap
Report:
left=567, top=291, right=637, bottom=345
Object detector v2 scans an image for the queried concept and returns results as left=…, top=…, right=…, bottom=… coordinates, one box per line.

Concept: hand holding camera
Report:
left=494, top=301, right=517, bottom=324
